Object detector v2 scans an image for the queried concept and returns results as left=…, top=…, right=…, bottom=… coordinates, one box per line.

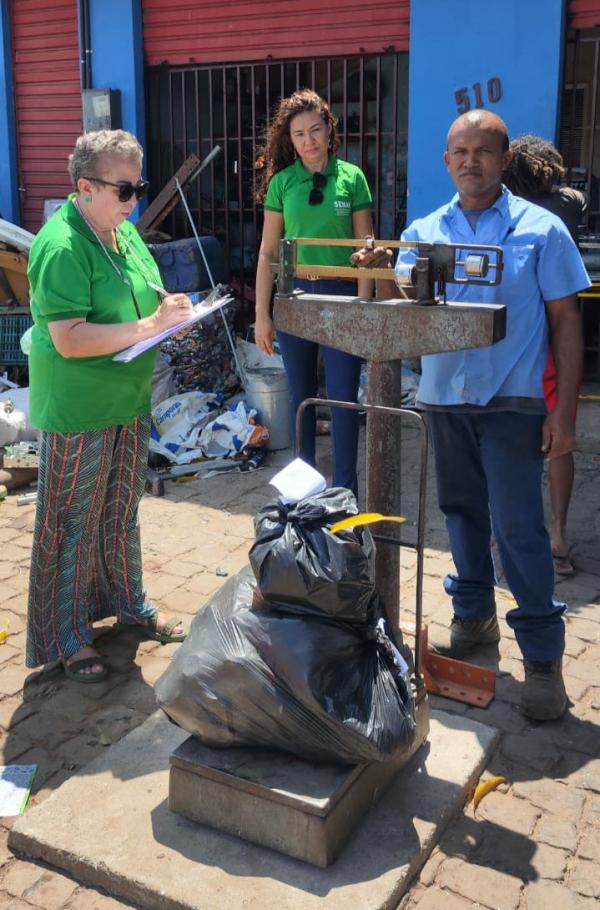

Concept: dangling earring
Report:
left=84, top=195, right=92, bottom=204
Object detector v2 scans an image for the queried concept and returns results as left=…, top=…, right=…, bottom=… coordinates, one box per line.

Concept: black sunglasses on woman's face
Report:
left=84, top=177, right=150, bottom=203
left=309, top=171, right=327, bottom=205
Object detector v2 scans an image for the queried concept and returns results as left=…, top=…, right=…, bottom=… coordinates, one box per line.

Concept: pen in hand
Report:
left=148, top=281, right=169, bottom=297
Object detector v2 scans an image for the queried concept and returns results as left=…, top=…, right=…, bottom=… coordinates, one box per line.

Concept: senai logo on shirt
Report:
left=334, top=199, right=351, bottom=216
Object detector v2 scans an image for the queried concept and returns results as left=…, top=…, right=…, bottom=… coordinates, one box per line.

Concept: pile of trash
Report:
left=149, top=336, right=284, bottom=471
left=147, top=235, right=239, bottom=396
left=0, top=379, right=39, bottom=492
left=159, top=305, right=239, bottom=396
left=149, top=391, right=268, bottom=464
left=155, top=485, right=416, bottom=765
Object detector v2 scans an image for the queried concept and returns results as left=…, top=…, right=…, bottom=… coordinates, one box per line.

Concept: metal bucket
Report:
left=244, top=368, right=291, bottom=450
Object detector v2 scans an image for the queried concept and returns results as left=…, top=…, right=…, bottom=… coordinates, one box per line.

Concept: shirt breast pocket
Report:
left=503, top=242, right=537, bottom=290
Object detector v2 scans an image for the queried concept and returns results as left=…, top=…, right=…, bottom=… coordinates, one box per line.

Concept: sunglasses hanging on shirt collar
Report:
left=84, top=177, right=150, bottom=203
left=308, top=172, right=327, bottom=206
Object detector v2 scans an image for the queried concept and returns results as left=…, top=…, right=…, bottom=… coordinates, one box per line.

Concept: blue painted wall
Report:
left=0, top=2, right=19, bottom=223
left=407, top=0, right=567, bottom=223
left=88, top=0, right=146, bottom=148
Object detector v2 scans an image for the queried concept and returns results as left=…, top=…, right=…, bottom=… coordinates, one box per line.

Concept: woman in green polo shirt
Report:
left=255, top=90, right=374, bottom=492
left=26, top=130, right=193, bottom=682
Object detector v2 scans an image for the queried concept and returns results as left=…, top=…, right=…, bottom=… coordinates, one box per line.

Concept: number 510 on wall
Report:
left=455, top=78, right=502, bottom=114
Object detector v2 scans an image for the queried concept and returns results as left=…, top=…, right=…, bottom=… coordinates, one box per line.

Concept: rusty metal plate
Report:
left=274, top=293, right=506, bottom=362
left=401, top=624, right=496, bottom=708
left=424, top=652, right=496, bottom=708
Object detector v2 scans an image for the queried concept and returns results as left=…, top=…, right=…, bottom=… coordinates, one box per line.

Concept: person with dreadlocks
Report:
left=503, top=135, right=587, bottom=577
left=254, top=90, right=374, bottom=493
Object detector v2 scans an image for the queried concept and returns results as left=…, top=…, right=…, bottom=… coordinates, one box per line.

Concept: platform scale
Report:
left=168, top=238, right=506, bottom=866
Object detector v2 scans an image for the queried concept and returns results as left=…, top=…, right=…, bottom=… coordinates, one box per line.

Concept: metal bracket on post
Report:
left=413, top=256, right=436, bottom=306
left=400, top=624, right=496, bottom=707
left=277, top=239, right=297, bottom=297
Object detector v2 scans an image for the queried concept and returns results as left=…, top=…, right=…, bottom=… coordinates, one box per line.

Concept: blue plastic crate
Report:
left=0, top=313, right=33, bottom=365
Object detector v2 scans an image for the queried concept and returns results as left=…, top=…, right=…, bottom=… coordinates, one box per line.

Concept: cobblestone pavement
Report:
left=0, top=401, right=598, bottom=910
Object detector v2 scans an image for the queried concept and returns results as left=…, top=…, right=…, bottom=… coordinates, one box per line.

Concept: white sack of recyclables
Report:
left=196, top=400, right=263, bottom=459
left=149, top=391, right=223, bottom=463
left=0, top=399, right=27, bottom=447
left=0, top=388, right=38, bottom=442
left=236, top=338, right=284, bottom=371
left=150, top=392, right=262, bottom=464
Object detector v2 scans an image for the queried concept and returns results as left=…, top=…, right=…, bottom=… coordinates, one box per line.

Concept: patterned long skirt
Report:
left=26, top=416, right=156, bottom=668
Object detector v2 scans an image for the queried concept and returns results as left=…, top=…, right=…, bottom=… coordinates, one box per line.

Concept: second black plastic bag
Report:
left=155, top=567, right=416, bottom=765
left=249, top=487, right=376, bottom=622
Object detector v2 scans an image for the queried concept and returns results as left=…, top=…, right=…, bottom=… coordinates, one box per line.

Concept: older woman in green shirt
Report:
left=26, top=129, right=193, bottom=682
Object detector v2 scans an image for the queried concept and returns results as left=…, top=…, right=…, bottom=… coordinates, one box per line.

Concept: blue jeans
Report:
left=277, top=279, right=362, bottom=491
left=426, top=411, right=565, bottom=662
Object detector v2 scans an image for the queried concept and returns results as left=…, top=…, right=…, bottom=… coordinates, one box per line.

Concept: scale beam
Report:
left=274, top=293, right=506, bottom=362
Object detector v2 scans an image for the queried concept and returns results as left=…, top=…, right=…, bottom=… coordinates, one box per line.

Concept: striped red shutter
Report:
left=10, top=0, right=82, bottom=232
left=142, top=0, right=410, bottom=66
left=569, top=0, right=600, bottom=28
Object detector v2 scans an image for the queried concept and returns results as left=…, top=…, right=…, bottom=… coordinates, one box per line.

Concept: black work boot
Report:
left=429, top=614, right=500, bottom=659
left=522, top=659, right=567, bottom=721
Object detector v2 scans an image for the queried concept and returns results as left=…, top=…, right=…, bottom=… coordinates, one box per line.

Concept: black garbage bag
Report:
left=155, top=567, right=416, bottom=765
left=249, top=488, right=376, bottom=622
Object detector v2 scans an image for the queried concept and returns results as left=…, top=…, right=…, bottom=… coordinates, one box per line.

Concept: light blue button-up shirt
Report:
left=396, top=187, right=591, bottom=408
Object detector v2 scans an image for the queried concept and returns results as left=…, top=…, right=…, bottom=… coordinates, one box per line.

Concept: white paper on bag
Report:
left=269, top=458, right=326, bottom=505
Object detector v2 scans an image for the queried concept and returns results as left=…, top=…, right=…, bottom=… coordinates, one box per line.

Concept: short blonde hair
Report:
left=68, top=129, right=143, bottom=188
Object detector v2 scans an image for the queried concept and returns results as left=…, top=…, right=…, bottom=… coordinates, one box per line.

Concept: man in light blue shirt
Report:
left=401, top=188, right=588, bottom=410
left=360, top=110, right=589, bottom=721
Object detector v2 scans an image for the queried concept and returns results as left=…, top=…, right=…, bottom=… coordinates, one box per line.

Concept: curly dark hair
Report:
left=503, top=134, right=565, bottom=197
left=254, top=89, right=340, bottom=203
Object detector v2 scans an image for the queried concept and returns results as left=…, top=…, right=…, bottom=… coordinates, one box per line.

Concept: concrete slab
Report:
left=10, top=709, right=498, bottom=910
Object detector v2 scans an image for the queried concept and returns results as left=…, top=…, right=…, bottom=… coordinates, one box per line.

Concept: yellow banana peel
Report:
left=473, top=775, right=506, bottom=811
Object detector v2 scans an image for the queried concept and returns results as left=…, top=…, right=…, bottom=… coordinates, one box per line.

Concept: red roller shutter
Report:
left=570, top=0, right=600, bottom=28
left=142, top=0, right=409, bottom=66
left=10, top=0, right=82, bottom=232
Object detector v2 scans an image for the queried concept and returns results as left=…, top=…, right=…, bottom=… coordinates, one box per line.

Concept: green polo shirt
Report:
left=28, top=196, right=163, bottom=433
left=264, top=156, right=372, bottom=267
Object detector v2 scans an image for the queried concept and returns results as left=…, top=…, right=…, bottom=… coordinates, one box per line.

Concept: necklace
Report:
left=74, top=197, right=157, bottom=319
left=116, top=229, right=162, bottom=288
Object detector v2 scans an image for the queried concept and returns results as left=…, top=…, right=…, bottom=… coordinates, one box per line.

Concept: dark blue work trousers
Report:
left=277, top=279, right=362, bottom=491
left=426, top=410, right=565, bottom=662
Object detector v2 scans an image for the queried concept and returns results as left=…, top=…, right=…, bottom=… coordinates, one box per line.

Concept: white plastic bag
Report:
left=149, top=391, right=223, bottom=463
left=198, top=401, right=269, bottom=458
left=237, top=338, right=284, bottom=371
left=19, top=326, right=33, bottom=356
left=0, top=400, right=26, bottom=447
left=151, top=352, right=176, bottom=408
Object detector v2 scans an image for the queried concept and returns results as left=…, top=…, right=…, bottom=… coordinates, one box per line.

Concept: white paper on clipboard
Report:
left=113, top=291, right=233, bottom=363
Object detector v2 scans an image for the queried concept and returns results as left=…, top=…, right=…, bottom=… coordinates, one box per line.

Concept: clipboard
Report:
left=113, top=290, right=233, bottom=363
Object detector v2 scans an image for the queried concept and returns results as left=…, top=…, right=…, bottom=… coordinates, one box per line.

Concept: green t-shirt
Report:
left=264, top=156, right=372, bottom=268
left=28, top=196, right=163, bottom=432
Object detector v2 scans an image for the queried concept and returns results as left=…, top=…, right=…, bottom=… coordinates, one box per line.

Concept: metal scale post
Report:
left=273, top=236, right=506, bottom=696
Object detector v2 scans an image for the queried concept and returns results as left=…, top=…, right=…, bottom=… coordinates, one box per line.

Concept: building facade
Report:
left=1, top=0, right=599, bottom=369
